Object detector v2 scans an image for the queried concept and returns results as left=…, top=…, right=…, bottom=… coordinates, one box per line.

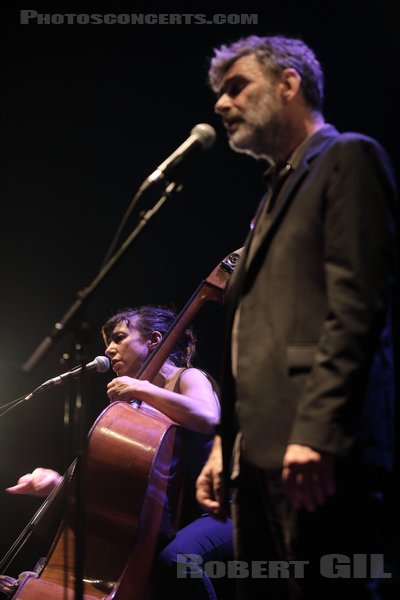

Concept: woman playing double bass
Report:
left=7, top=305, right=233, bottom=599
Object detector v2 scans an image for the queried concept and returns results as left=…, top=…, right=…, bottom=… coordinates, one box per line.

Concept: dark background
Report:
left=0, top=4, right=399, bottom=590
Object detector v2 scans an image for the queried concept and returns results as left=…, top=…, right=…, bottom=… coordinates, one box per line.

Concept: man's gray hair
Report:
left=209, top=35, right=324, bottom=112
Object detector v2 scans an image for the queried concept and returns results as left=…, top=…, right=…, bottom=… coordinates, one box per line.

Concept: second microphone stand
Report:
left=22, top=180, right=183, bottom=600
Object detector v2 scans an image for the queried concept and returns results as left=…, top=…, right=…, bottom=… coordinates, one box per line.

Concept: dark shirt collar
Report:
left=263, top=124, right=331, bottom=185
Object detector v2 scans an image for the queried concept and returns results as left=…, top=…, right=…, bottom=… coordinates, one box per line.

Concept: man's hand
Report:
left=282, top=443, right=336, bottom=511
left=6, top=468, right=62, bottom=497
left=196, top=436, right=228, bottom=520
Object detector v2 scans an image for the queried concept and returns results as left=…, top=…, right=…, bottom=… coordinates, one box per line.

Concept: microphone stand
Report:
left=21, top=180, right=182, bottom=600
left=22, top=181, right=182, bottom=374
left=72, top=344, right=89, bottom=600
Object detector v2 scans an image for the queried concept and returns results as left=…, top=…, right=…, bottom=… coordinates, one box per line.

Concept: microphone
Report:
left=33, top=356, right=110, bottom=395
left=141, top=123, right=216, bottom=190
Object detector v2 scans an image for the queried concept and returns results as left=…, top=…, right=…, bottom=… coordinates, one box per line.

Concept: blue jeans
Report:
left=155, top=514, right=233, bottom=599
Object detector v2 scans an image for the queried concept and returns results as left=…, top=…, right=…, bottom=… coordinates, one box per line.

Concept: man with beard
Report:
left=196, top=35, right=397, bottom=599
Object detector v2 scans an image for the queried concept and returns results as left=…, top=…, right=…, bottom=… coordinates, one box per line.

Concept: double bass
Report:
left=0, top=248, right=241, bottom=600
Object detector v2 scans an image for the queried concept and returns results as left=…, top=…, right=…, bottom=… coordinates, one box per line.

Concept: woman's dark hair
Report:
left=101, top=305, right=196, bottom=367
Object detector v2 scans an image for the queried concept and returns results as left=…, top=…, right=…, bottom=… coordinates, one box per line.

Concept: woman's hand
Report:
left=6, top=468, right=62, bottom=497
left=107, top=376, right=148, bottom=403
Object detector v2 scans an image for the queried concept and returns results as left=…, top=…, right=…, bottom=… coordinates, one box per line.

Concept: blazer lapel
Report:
left=246, top=127, right=339, bottom=270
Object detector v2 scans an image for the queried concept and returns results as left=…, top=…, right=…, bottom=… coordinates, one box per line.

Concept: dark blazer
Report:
left=220, top=125, right=397, bottom=481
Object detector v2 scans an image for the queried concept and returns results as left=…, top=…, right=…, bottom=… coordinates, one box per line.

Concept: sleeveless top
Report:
left=172, top=367, right=219, bottom=526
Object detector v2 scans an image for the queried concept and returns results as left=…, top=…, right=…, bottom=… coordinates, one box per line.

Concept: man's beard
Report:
left=228, top=95, right=286, bottom=160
